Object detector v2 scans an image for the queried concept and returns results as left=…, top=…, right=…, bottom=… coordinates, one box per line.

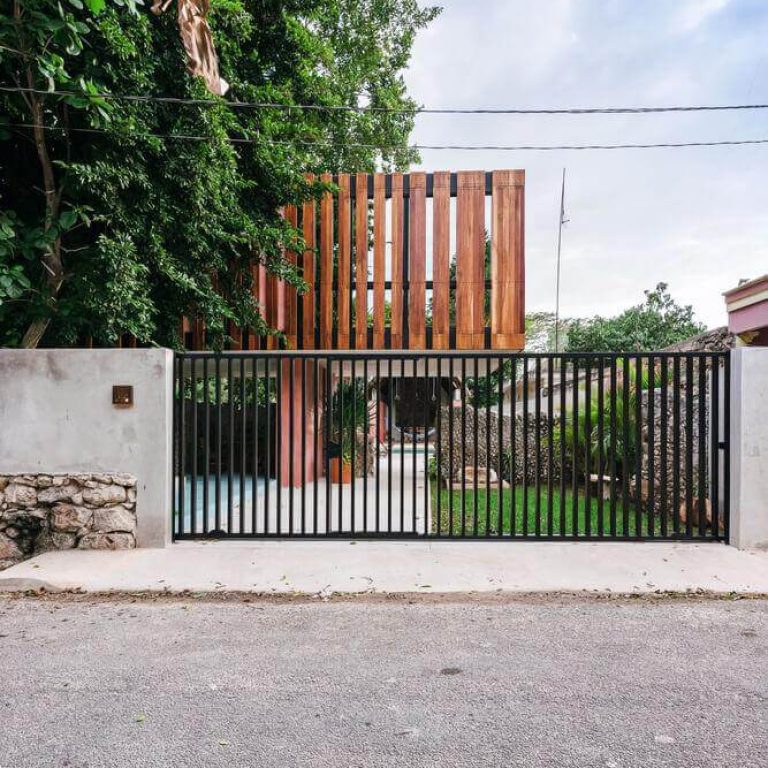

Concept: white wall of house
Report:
left=0, top=349, right=174, bottom=548
left=730, top=348, right=768, bottom=550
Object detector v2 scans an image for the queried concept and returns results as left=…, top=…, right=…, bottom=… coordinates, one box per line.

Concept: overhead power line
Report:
left=8, top=122, right=768, bottom=151
left=2, top=85, right=768, bottom=116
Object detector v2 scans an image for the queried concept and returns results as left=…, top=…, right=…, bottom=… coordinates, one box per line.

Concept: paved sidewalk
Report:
left=2, top=540, right=768, bottom=594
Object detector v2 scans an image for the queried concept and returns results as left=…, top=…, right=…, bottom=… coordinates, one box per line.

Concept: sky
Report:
left=404, top=0, right=768, bottom=328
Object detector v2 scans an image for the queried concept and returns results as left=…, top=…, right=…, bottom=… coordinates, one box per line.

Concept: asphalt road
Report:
left=1, top=595, right=767, bottom=768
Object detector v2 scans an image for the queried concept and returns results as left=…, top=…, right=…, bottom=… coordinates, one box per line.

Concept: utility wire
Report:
left=8, top=122, right=768, bottom=151
left=2, top=85, right=768, bottom=116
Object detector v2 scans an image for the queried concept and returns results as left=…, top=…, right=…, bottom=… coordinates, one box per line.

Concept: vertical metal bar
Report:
left=584, top=359, right=591, bottom=538
left=350, top=358, right=357, bottom=534
left=325, top=360, right=332, bottom=534
left=484, top=362, right=491, bottom=536
left=387, top=357, right=393, bottom=534
left=697, top=355, right=707, bottom=538
left=559, top=355, right=566, bottom=536
left=460, top=357, right=467, bottom=536
left=191, top=357, right=198, bottom=537
left=660, top=355, right=669, bottom=538
left=252, top=355, right=259, bottom=535
left=448, top=356, right=455, bottom=537
left=711, top=354, right=720, bottom=539
left=647, top=354, right=655, bottom=538
left=634, top=355, right=643, bottom=537
left=240, top=356, right=246, bottom=536
left=547, top=357, right=554, bottom=537
left=436, top=357, right=443, bottom=537
left=177, top=355, right=185, bottom=537
left=289, top=356, right=295, bottom=535
left=313, top=357, right=319, bottom=535
left=276, top=358, right=283, bottom=535
left=215, top=355, right=222, bottom=532
left=621, top=356, right=630, bottom=537
left=510, top=355, right=518, bottom=537
left=534, top=357, right=542, bottom=537
left=364, top=357, right=370, bottom=534
left=301, top=357, right=307, bottom=535
left=571, top=357, right=579, bottom=537
left=723, top=352, right=731, bottom=541
left=685, top=356, right=694, bottom=538
left=227, top=355, right=234, bottom=534
left=400, top=355, right=405, bottom=533
left=412, top=358, right=418, bottom=534
left=264, top=359, right=271, bottom=535
left=375, top=358, right=381, bottom=535
left=338, top=358, right=344, bottom=533
left=673, top=356, right=681, bottom=537
left=596, top=356, right=604, bottom=537
left=609, top=357, right=617, bottom=538
left=424, top=356, right=431, bottom=537
left=203, top=355, right=210, bottom=535
left=472, top=357, right=480, bottom=536
left=522, top=357, right=530, bottom=537
left=498, top=355, right=505, bottom=537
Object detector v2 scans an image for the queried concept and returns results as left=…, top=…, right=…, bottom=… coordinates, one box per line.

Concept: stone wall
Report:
left=0, top=473, right=137, bottom=570
left=436, top=407, right=560, bottom=484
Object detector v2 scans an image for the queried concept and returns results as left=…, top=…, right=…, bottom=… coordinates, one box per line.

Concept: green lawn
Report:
left=431, top=484, right=658, bottom=537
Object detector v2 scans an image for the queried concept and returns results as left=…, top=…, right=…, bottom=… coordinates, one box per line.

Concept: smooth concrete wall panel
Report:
left=0, top=349, right=173, bottom=547
left=730, top=348, right=768, bottom=550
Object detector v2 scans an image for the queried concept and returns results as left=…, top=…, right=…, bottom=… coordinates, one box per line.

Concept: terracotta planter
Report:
left=330, top=458, right=353, bottom=484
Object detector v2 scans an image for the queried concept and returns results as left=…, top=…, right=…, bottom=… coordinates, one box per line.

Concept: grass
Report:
left=431, top=484, right=658, bottom=537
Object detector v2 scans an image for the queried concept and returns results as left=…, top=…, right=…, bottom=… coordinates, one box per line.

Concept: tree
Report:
left=0, top=0, right=439, bottom=348
left=566, top=283, right=705, bottom=353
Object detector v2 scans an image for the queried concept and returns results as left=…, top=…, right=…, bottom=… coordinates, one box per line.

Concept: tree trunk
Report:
left=15, top=0, right=64, bottom=348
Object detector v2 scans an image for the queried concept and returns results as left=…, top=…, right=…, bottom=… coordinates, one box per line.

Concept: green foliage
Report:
left=566, top=283, right=705, bottom=353
left=555, top=362, right=671, bottom=483
left=0, top=0, right=439, bottom=347
left=329, top=378, right=372, bottom=463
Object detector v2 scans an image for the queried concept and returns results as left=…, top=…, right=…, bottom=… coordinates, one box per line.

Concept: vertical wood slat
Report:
left=390, top=173, right=404, bottom=349
left=301, top=180, right=316, bottom=349
left=408, top=172, right=427, bottom=349
left=253, top=262, right=267, bottom=350
left=319, top=172, right=334, bottom=349
left=432, top=171, right=451, bottom=349
left=283, top=205, right=298, bottom=349
left=456, top=171, right=486, bottom=349
left=373, top=174, right=386, bottom=348
left=355, top=172, right=368, bottom=349
left=337, top=174, right=351, bottom=348
left=265, top=263, right=284, bottom=350
left=491, top=169, right=525, bottom=349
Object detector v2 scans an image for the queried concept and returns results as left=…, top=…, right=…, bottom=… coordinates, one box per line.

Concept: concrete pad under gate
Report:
left=2, top=541, right=768, bottom=595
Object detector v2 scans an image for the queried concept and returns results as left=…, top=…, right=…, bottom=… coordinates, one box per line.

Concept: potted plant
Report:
left=328, top=378, right=371, bottom=484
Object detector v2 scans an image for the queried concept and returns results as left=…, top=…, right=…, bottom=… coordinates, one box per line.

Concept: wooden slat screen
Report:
left=183, top=170, right=524, bottom=351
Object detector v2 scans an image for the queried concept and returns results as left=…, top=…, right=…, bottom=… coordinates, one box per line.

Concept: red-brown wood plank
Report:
left=432, top=171, right=451, bottom=350
left=355, top=172, right=368, bottom=349
left=319, top=173, right=334, bottom=349
left=283, top=205, right=298, bottom=349
left=408, top=172, right=427, bottom=349
left=373, top=173, right=386, bottom=348
left=491, top=170, right=525, bottom=349
left=390, top=173, right=404, bottom=349
left=456, top=171, right=486, bottom=349
left=337, top=174, right=351, bottom=348
left=301, top=183, right=316, bottom=349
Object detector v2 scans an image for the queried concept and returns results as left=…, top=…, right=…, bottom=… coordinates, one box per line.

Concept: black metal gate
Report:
left=172, top=351, right=729, bottom=541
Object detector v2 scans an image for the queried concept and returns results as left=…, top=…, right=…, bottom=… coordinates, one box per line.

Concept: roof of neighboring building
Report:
left=723, top=274, right=768, bottom=302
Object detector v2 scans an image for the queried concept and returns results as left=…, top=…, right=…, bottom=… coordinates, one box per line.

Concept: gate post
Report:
left=730, top=348, right=768, bottom=549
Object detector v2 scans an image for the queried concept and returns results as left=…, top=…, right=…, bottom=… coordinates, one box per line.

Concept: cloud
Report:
left=406, top=0, right=768, bottom=329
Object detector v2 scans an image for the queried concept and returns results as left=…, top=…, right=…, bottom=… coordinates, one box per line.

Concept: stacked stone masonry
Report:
left=0, top=473, right=137, bottom=570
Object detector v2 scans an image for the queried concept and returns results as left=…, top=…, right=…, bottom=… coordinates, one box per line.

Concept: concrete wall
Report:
left=730, top=348, right=768, bottom=550
left=0, top=349, right=173, bottom=548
